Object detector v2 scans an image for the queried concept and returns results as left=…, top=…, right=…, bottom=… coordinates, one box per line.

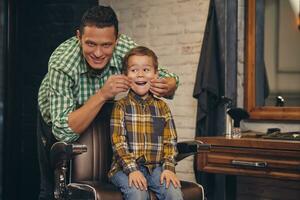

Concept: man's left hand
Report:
left=150, top=77, right=177, bottom=98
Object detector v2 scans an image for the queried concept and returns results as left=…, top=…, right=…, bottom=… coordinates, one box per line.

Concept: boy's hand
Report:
left=128, top=170, right=148, bottom=191
left=150, top=77, right=176, bottom=97
left=160, top=170, right=181, bottom=189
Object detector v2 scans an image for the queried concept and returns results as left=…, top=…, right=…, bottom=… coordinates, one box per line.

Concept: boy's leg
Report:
left=147, top=166, right=183, bottom=200
left=111, top=170, right=149, bottom=200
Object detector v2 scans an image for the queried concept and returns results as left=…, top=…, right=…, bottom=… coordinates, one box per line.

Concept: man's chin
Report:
left=89, top=63, right=107, bottom=70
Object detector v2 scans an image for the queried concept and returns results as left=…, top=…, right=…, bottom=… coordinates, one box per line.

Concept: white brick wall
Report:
left=100, top=0, right=209, bottom=182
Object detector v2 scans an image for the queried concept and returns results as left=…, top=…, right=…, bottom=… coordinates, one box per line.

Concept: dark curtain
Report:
left=193, top=0, right=224, bottom=137
left=193, top=0, right=237, bottom=199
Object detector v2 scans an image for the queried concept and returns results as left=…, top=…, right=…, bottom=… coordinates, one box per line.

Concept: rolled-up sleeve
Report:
left=158, top=66, right=179, bottom=87
left=49, top=68, right=79, bottom=142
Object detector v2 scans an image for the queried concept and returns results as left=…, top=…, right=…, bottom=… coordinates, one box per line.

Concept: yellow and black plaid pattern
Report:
left=108, top=90, right=178, bottom=178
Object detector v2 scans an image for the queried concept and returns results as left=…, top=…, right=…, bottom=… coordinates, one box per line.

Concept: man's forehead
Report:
left=81, top=25, right=117, bottom=40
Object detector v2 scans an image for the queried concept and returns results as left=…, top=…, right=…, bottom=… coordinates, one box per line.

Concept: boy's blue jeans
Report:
left=111, top=166, right=183, bottom=200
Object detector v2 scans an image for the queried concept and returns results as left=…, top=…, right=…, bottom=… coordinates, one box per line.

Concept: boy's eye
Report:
left=144, top=68, right=150, bottom=72
left=130, top=69, right=137, bottom=73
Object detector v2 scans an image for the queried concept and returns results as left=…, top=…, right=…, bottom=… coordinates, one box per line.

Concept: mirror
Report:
left=245, top=0, right=300, bottom=120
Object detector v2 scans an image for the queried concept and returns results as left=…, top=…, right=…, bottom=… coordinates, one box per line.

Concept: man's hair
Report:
left=79, top=5, right=119, bottom=37
left=123, top=46, right=158, bottom=74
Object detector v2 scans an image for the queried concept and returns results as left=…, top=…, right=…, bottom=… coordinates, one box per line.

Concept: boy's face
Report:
left=127, top=55, right=158, bottom=98
left=77, top=25, right=117, bottom=70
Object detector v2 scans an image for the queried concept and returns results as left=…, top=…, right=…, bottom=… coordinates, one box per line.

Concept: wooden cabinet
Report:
left=196, top=136, right=300, bottom=180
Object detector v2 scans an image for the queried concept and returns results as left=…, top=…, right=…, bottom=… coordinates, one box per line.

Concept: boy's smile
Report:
left=127, top=55, right=157, bottom=99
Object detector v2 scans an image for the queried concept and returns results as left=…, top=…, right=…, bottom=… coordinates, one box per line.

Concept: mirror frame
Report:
left=245, top=0, right=300, bottom=121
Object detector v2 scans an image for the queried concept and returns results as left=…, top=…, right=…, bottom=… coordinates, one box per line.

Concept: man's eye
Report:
left=102, top=44, right=111, bottom=48
left=87, top=42, right=95, bottom=47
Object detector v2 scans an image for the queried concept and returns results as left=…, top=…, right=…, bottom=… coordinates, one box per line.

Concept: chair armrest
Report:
left=50, top=142, right=88, bottom=199
left=50, top=142, right=87, bottom=168
left=176, top=140, right=210, bottom=162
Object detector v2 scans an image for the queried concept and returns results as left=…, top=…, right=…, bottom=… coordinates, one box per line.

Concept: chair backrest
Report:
left=71, top=102, right=114, bottom=183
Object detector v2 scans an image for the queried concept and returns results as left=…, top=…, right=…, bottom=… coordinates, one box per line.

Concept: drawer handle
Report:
left=231, top=160, right=267, bottom=168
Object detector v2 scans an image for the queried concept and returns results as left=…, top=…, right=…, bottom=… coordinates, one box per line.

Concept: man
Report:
left=37, top=5, right=179, bottom=200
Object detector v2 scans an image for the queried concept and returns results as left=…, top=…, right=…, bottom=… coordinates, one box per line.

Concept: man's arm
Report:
left=68, top=75, right=131, bottom=134
left=49, top=70, right=130, bottom=142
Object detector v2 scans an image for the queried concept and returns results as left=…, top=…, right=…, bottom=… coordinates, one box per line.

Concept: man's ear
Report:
left=76, top=30, right=81, bottom=40
left=115, top=34, right=119, bottom=45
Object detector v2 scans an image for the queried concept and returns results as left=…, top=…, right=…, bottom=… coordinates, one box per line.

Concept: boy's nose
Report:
left=137, top=70, right=144, bottom=77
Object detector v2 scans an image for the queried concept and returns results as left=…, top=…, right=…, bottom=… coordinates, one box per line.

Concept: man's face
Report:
left=77, top=26, right=117, bottom=70
left=127, top=55, right=157, bottom=98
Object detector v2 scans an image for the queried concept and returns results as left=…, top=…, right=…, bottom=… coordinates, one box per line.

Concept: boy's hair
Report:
left=123, top=46, right=158, bottom=74
left=79, top=5, right=119, bottom=37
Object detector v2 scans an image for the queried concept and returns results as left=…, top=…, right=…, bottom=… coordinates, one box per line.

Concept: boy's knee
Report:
left=165, top=185, right=183, bottom=200
left=126, top=187, right=148, bottom=200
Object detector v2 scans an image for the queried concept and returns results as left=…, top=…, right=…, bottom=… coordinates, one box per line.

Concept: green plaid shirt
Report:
left=108, top=90, right=178, bottom=178
left=38, top=34, right=179, bottom=142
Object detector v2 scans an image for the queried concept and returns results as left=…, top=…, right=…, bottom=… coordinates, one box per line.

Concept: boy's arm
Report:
left=110, top=103, right=138, bottom=175
left=161, top=104, right=178, bottom=173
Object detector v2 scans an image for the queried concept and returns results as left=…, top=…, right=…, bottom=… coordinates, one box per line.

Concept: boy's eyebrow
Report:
left=128, top=64, right=153, bottom=68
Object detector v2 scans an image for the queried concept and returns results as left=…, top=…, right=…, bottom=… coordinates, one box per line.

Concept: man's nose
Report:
left=94, top=46, right=103, bottom=57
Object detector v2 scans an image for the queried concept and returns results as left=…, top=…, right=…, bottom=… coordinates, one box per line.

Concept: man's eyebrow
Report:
left=101, top=42, right=113, bottom=45
left=84, top=39, right=96, bottom=44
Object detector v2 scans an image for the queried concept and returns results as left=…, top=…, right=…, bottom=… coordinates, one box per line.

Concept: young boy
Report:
left=108, top=46, right=183, bottom=200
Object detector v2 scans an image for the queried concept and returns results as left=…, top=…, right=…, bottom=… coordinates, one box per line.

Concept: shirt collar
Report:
left=128, top=89, right=154, bottom=106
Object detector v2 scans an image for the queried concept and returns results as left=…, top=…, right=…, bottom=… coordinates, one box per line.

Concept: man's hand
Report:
left=150, top=77, right=177, bottom=98
left=160, top=170, right=181, bottom=189
left=99, top=75, right=131, bottom=100
left=129, top=170, right=148, bottom=191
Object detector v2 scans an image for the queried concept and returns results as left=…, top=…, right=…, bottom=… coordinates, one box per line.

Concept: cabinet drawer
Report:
left=197, top=146, right=300, bottom=180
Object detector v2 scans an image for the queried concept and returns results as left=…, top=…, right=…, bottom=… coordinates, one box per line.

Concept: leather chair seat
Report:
left=67, top=180, right=204, bottom=200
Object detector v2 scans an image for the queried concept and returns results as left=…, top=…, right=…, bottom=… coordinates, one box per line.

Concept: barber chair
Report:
left=50, top=102, right=209, bottom=200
